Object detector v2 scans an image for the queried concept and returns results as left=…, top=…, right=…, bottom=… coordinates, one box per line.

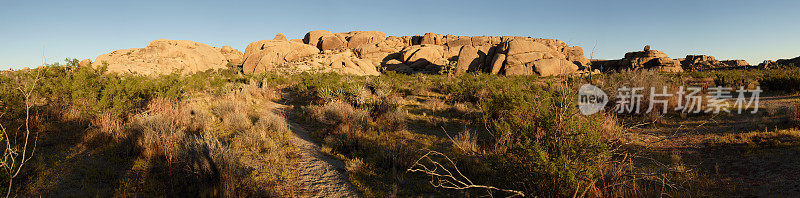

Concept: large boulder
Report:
left=489, top=54, right=506, bottom=74
left=242, top=40, right=319, bottom=74
left=218, top=46, right=244, bottom=66
left=564, top=46, right=591, bottom=67
left=340, top=31, right=386, bottom=48
left=92, top=39, right=230, bottom=75
left=532, top=58, right=579, bottom=76
left=303, top=30, right=336, bottom=47
left=455, top=45, right=479, bottom=74
left=318, top=35, right=347, bottom=51
left=401, top=45, right=447, bottom=71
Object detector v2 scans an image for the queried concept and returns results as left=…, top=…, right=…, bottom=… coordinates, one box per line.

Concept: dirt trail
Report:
left=288, top=121, right=359, bottom=198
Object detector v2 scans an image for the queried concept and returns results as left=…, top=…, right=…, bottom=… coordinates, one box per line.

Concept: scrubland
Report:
left=1, top=60, right=799, bottom=197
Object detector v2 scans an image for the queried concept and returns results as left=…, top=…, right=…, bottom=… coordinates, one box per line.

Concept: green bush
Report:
left=480, top=81, right=612, bottom=196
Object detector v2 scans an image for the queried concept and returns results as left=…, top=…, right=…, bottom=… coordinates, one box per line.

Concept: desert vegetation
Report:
left=2, top=59, right=800, bottom=197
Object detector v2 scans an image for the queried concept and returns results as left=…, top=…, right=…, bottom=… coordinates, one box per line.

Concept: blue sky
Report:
left=1, top=0, right=798, bottom=69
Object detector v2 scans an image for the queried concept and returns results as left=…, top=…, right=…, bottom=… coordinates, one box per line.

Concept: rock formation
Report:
left=217, top=46, right=244, bottom=66
left=593, top=46, right=683, bottom=73
left=89, top=30, right=591, bottom=77
left=92, top=39, right=234, bottom=75
left=241, top=40, right=320, bottom=74
left=759, top=60, right=777, bottom=69
left=720, top=60, right=750, bottom=67
left=351, top=32, right=586, bottom=76
left=682, top=55, right=721, bottom=70
left=78, top=59, right=91, bottom=67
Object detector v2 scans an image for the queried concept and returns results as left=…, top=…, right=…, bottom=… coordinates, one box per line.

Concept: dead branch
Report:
left=407, top=150, right=525, bottom=197
left=0, top=62, right=42, bottom=197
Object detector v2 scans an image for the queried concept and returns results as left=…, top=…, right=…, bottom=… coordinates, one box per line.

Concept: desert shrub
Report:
left=291, top=72, right=369, bottom=105
left=760, top=69, right=800, bottom=93
left=375, top=107, right=407, bottom=133
left=305, top=101, right=370, bottom=132
left=480, top=81, right=614, bottom=196
left=126, top=95, right=294, bottom=197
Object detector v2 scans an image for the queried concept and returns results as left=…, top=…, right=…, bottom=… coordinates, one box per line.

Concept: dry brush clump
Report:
left=124, top=85, right=295, bottom=196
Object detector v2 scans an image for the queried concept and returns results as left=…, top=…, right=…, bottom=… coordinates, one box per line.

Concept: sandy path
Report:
left=288, top=122, right=359, bottom=198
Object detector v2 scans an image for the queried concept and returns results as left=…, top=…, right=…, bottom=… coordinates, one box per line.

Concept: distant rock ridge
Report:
left=591, top=46, right=753, bottom=72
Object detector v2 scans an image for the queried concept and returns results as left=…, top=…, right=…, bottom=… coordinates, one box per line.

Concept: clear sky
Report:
left=1, top=0, right=798, bottom=69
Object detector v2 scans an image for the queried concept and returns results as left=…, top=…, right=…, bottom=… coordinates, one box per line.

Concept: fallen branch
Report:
left=407, top=151, right=525, bottom=197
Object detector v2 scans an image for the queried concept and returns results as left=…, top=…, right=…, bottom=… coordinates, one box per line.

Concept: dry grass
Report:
left=305, top=100, right=370, bottom=132
left=94, top=112, right=124, bottom=139
left=345, top=157, right=364, bottom=173
left=376, top=109, right=406, bottom=132
left=120, top=84, right=296, bottom=196
left=451, top=129, right=479, bottom=154
left=704, top=129, right=800, bottom=147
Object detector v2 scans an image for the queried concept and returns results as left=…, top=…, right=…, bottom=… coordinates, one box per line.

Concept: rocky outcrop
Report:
left=303, top=30, right=387, bottom=51
left=92, top=39, right=233, bottom=75
left=593, top=46, right=683, bottom=73
left=721, top=60, right=750, bottom=67
left=759, top=60, right=777, bottom=69
left=490, top=37, right=580, bottom=76
left=242, top=40, right=319, bottom=74
left=89, top=31, right=590, bottom=77
left=349, top=32, right=586, bottom=76
left=217, top=46, right=244, bottom=66
left=682, top=55, right=721, bottom=70
left=79, top=59, right=91, bottom=67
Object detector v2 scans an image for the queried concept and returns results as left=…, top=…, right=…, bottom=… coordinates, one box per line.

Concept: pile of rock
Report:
left=593, top=46, right=683, bottom=73
left=682, top=55, right=721, bottom=70
left=92, top=39, right=241, bottom=75
left=681, top=55, right=750, bottom=70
